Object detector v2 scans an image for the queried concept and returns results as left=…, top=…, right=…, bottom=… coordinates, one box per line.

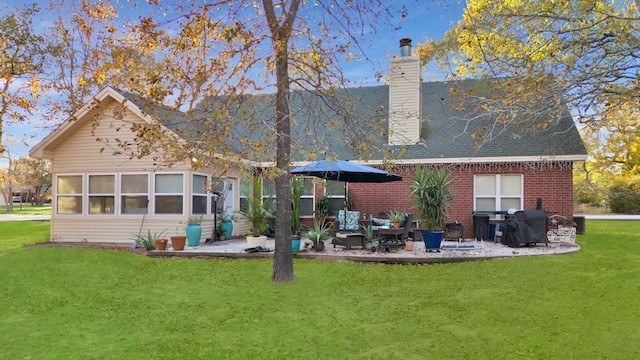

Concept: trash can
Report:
left=473, top=213, right=490, bottom=240
left=573, top=216, right=585, bottom=234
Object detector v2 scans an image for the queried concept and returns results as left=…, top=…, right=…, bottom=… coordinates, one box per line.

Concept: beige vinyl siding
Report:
left=50, top=216, right=215, bottom=244
left=388, top=56, right=422, bottom=145
left=50, top=105, right=190, bottom=173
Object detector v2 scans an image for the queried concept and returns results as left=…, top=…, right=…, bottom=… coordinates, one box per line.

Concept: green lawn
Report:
left=0, top=204, right=52, bottom=216
left=0, top=220, right=638, bottom=359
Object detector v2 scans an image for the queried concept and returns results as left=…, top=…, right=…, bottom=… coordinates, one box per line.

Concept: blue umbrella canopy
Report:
left=291, top=160, right=402, bottom=225
left=290, top=159, right=402, bottom=183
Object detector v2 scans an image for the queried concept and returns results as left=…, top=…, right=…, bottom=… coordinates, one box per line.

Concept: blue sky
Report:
left=2, top=0, right=464, bottom=164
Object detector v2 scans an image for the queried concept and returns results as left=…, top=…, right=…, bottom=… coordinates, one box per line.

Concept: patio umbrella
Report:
left=290, top=159, right=402, bottom=226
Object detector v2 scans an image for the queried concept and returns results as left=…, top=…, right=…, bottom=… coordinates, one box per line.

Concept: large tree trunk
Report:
left=263, top=0, right=301, bottom=284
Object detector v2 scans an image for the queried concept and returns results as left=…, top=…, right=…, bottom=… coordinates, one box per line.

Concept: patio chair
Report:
left=336, top=210, right=361, bottom=231
left=378, top=213, right=413, bottom=251
left=333, top=210, right=365, bottom=249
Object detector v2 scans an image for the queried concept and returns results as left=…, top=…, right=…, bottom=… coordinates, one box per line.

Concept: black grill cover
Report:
left=503, top=210, right=549, bottom=247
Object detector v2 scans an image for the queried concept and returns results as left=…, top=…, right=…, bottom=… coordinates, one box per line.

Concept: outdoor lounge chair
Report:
left=333, top=210, right=366, bottom=249
left=378, top=214, right=413, bottom=251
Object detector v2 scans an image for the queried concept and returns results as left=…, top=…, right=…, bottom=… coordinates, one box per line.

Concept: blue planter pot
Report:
left=420, top=230, right=444, bottom=252
left=220, top=221, right=233, bottom=240
left=186, top=224, right=202, bottom=246
left=291, top=237, right=301, bottom=251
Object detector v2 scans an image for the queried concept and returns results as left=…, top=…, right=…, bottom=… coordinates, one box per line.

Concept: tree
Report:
left=0, top=144, right=18, bottom=211
left=13, top=157, right=51, bottom=206
left=416, top=0, right=640, bottom=149
left=0, top=3, right=47, bottom=154
left=67, top=0, right=400, bottom=283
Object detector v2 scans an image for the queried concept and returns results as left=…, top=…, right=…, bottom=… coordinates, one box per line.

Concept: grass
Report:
left=0, top=221, right=50, bottom=254
left=0, top=220, right=639, bottom=359
left=0, top=204, right=52, bottom=216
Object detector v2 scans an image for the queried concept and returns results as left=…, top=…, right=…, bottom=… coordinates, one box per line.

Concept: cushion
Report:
left=337, top=210, right=360, bottom=230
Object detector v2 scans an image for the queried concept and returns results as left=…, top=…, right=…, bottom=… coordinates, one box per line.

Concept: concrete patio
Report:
left=146, top=238, right=581, bottom=264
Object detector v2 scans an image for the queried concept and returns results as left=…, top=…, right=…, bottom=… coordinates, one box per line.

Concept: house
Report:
left=30, top=38, right=587, bottom=243
left=29, top=87, right=241, bottom=243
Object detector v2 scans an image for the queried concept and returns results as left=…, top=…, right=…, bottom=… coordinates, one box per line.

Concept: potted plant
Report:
left=291, top=176, right=304, bottom=251
left=219, top=211, right=234, bottom=240
left=410, top=167, right=455, bottom=252
left=186, top=215, right=203, bottom=247
left=305, top=219, right=332, bottom=251
left=236, top=176, right=273, bottom=248
left=132, top=229, right=167, bottom=251
left=361, top=224, right=378, bottom=251
left=171, top=222, right=187, bottom=251
left=386, top=210, right=405, bottom=228
left=215, top=224, right=226, bottom=241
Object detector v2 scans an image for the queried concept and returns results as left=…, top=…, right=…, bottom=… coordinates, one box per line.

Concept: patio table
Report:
left=376, top=228, right=405, bottom=252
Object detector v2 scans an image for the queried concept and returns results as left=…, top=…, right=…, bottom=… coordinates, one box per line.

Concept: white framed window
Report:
left=261, top=177, right=314, bottom=217
left=326, top=180, right=346, bottom=216
left=56, top=175, right=83, bottom=214
left=261, top=178, right=276, bottom=215
left=155, top=173, right=184, bottom=214
left=121, top=174, right=149, bottom=215
left=474, top=174, right=523, bottom=213
left=192, top=174, right=208, bottom=215
left=88, top=174, right=115, bottom=214
left=239, top=178, right=250, bottom=213
left=300, top=178, right=315, bottom=217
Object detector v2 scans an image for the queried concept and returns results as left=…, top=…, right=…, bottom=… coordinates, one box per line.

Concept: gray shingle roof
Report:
left=123, top=79, right=587, bottom=163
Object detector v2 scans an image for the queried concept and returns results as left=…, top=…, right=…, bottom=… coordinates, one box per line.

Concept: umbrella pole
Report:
left=343, top=182, right=347, bottom=229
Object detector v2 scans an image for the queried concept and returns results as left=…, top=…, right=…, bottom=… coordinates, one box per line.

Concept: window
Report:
left=326, top=180, right=346, bottom=216
left=260, top=177, right=314, bottom=217
left=192, top=174, right=208, bottom=215
left=57, top=175, right=83, bottom=214
left=261, top=178, right=276, bottom=215
left=239, top=179, right=250, bottom=212
left=89, top=175, right=115, bottom=214
left=155, top=173, right=183, bottom=214
left=300, top=178, right=315, bottom=217
left=475, top=174, right=523, bottom=213
left=121, top=174, right=148, bottom=214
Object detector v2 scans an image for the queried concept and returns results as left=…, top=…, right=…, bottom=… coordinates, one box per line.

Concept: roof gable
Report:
left=29, top=87, right=182, bottom=159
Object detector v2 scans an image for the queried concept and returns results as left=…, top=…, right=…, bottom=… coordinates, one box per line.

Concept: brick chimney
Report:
left=388, top=37, right=422, bottom=145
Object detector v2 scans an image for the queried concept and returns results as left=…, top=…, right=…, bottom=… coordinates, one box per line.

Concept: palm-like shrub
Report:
left=410, top=167, right=455, bottom=231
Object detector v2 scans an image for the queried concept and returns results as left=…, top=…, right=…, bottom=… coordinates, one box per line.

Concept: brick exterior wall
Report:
left=302, top=162, right=575, bottom=238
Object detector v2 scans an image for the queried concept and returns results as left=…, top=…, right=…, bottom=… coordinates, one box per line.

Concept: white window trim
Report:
left=119, top=173, right=150, bottom=216
left=153, top=172, right=185, bottom=216
left=55, top=174, right=84, bottom=216
left=474, top=174, right=524, bottom=216
left=192, top=173, right=209, bottom=216
left=88, top=173, right=116, bottom=216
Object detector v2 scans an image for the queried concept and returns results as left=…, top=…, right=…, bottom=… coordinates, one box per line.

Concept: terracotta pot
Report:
left=170, top=236, right=186, bottom=251
left=155, top=239, right=168, bottom=251
left=405, top=241, right=414, bottom=251
left=393, top=222, right=400, bottom=229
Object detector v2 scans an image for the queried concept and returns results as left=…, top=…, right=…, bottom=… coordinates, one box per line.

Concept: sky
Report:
left=1, top=0, right=464, bottom=166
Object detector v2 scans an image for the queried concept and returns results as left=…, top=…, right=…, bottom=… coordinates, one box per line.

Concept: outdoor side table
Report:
left=376, top=228, right=405, bottom=252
